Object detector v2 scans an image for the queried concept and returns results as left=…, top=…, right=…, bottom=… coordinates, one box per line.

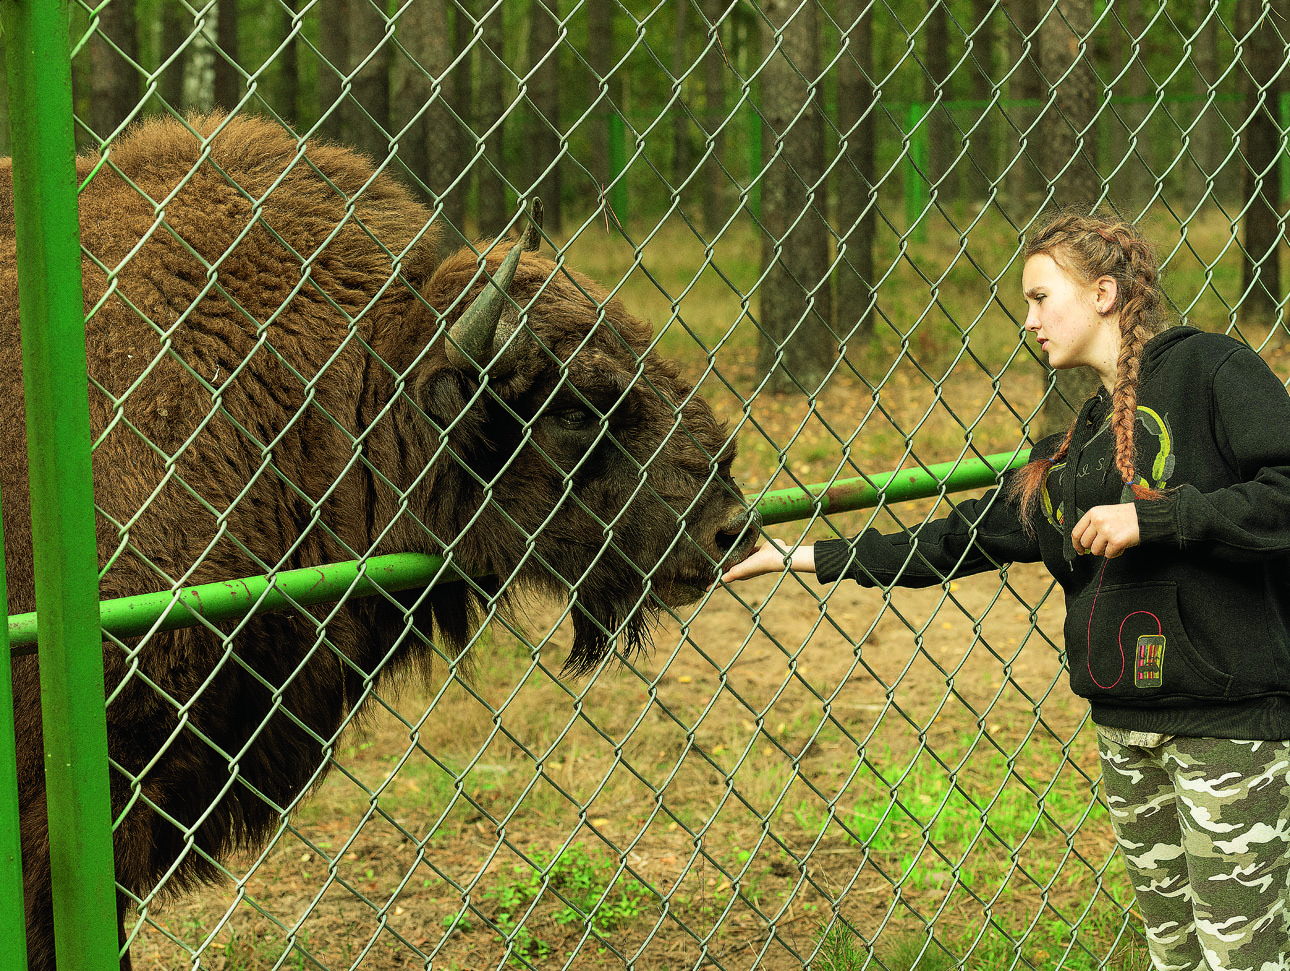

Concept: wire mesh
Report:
left=4, top=0, right=1288, bottom=968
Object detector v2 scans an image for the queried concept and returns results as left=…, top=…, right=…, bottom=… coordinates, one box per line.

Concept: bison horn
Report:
left=446, top=199, right=543, bottom=376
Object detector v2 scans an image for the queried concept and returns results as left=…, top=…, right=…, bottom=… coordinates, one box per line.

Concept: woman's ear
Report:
left=1093, top=275, right=1119, bottom=315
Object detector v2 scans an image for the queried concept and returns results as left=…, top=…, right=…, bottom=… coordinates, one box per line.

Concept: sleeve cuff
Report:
left=1135, top=493, right=1178, bottom=544
left=814, top=537, right=878, bottom=586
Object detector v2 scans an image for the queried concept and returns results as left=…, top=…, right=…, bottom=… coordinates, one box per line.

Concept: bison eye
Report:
left=552, top=407, right=597, bottom=430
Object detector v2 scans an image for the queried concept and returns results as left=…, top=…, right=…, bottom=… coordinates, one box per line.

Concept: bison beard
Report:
left=0, top=113, right=758, bottom=970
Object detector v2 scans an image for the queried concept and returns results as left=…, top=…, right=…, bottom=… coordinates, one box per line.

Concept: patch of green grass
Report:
left=772, top=730, right=1140, bottom=969
left=812, top=914, right=1149, bottom=971
left=163, top=918, right=320, bottom=971
left=812, top=923, right=873, bottom=970
left=466, top=842, right=654, bottom=967
left=785, top=730, right=1104, bottom=854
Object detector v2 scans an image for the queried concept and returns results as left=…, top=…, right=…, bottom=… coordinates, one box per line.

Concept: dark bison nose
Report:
left=716, top=505, right=762, bottom=564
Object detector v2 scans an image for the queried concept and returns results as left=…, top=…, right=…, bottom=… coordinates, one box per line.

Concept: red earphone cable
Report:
left=1085, top=559, right=1163, bottom=690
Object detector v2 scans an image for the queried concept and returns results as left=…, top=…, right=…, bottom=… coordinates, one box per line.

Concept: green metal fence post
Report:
left=5, top=552, right=456, bottom=652
left=1281, top=90, right=1288, bottom=212
left=905, top=101, right=929, bottom=243
left=1, top=1, right=120, bottom=968
left=0, top=491, right=24, bottom=969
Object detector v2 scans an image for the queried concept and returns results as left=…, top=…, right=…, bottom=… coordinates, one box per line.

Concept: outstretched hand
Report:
left=1071, top=502, right=1140, bottom=558
left=719, top=540, right=816, bottom=584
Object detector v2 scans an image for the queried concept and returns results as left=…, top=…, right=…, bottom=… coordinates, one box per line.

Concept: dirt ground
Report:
left=128, top=553, right=1146, bottom=971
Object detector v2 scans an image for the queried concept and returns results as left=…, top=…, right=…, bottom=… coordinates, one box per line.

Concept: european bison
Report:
left=0, top=113, right=757, bottom=969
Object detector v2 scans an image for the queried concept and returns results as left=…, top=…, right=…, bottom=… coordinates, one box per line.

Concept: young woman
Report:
left=722, top=213, right=1290, bottom=969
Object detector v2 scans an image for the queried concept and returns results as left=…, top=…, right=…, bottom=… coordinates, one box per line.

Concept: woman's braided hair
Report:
left=1008, top=211, right=1170, bottom=524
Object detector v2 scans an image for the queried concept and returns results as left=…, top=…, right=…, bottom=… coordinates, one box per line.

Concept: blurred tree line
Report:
left=0, top=0, right=1283, bottom=396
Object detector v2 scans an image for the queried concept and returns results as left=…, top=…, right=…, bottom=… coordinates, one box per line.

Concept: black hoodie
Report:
left=815, top=326, right=1290, bottom=740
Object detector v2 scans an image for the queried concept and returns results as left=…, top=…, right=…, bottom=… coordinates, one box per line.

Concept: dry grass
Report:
left=128, top=604, right=1141, bottom=971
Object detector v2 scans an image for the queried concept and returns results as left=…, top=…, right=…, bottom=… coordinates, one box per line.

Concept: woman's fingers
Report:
left=1072, top=503, right=1141, bottom=558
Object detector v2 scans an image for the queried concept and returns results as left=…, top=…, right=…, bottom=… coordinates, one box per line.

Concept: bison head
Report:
left=406, top=205, right=759, bottom=673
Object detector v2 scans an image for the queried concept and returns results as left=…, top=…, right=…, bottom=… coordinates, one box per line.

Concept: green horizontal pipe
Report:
left=9, top=553, right=458, bottom=654
left=756, top=449, right=1031, bottom=526
left=8, top=451, right=1030, bottom=654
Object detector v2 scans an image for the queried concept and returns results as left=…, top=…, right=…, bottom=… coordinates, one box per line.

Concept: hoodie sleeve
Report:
left=814, top=478, right=1043, bottom=587
left=1139, top=344, right=1290, bottom=560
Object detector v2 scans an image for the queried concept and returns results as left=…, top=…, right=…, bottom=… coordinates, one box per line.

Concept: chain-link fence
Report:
left=2, top=0, right=1288, bottom=969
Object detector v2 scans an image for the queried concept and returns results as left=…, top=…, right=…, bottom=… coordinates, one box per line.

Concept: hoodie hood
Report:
left=1139, top=324, right=1203, bottom=381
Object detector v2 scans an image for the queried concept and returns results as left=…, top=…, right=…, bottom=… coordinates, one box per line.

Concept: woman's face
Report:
left=1022, top=252, right=1120, bottom=388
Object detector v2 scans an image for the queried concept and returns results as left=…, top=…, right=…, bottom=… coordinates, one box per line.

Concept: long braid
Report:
left=1109, top=230, right=1166, bottom=497
left=1009, top=419, right=1077, bottom=525
left=1009, top=212, right=1169, bottom=526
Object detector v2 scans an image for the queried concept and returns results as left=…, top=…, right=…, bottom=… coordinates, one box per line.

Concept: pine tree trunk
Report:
left=1037, top=0, right=1102, bottom=433
left=158, top=2, right=188, bottom=114
left=1116, top=0, right=1152, bottom=210
left=391, top=0, right=461, bottom=233
left=586, top=0, right=614, bottom=212
left=1037, top=0, right=1099, bottom=209
left=89, top=0, right=140, bottom=139
left=757, top=0, right=834, bottom=394
left=1004, top=0, right=1042, bottom=217
left=836, top=0, right=876, bottom=348
left=476, top=0, right=509, bottom=236
left=213, top=0, right=239, bottom=112
left=525, top=0, right=562, bottom=233
left=351, top=0, right=391, bottom=160
left=1238, top=0, right=1286, bottom=328
left=671, top=0, right=693, bottom=208
left=448, top=5, right=470, bottom=235
left=1187, top=0, right=1223, bottom=205
left=925, top=1, right=955, bottom=200
left=392, top=1, right=431, bottom=190
left=966, top=0, right=996, bottom=202
left=318, top=0, right=350, bottom=142
left=700, top=0, right=729, bottom=234
left=273, top=0, right=300, bottom=126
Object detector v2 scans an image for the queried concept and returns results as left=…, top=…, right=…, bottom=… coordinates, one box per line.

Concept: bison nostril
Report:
left=716, top=507, right=762, bottom=553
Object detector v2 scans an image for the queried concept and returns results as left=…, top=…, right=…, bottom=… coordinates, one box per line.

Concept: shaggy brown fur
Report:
left=0, top=113, right=756, bottom=970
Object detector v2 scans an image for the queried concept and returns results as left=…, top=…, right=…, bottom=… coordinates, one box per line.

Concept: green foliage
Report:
left=811, top=917, right=1149, bottom=971
left=813, top=923, right=873, bottom=971
left=172, top=918, right=318, bottom=971
left=477, top=843, right=653, bottom=966
left=442, top=910, right=474, bottom=934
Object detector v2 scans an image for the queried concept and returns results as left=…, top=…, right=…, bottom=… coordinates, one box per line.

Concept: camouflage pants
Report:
left=1097, top=729, right=1290, bottom=971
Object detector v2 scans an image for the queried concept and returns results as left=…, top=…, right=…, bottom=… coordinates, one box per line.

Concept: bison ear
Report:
left=445, top=199, right=543, bottom=377
left=522, top=198, right=543, bottom=252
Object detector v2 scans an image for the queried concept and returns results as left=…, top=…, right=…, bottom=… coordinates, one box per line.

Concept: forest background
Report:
left=2, top=0, right=1284, bottom=408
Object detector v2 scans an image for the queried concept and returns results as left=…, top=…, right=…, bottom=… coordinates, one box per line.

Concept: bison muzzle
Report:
left=0, top=113, right=758, bottom=970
